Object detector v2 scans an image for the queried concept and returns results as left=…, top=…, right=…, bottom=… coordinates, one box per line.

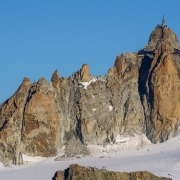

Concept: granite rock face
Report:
left=77, top=53, right=144, bottom=145
left=144, top=26, right=178, bottom=51
left=0, top=77, right=62, bottom=165
left=22, top=78, right=61, bottom=157
left=0, top=25, right=180, bottom=165
left=140, top=26, right=180, bottom=142
left=80, top=64, right=90, bottom=82
left=51, top=69, right=60, bottom=91
left=144, top=40, right=180, bottom=143
left=53, top=164, right=171, bottom=180
left=0, top=78, right=31, bottom=165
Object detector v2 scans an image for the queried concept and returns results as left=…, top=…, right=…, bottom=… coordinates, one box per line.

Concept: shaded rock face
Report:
left=53, top=164, right=171, bottom=180
left=0, top=26, right=180, bottom=165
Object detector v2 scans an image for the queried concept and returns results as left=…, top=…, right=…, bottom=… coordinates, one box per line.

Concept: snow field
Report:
left=0, top=134, right=180, bottom=180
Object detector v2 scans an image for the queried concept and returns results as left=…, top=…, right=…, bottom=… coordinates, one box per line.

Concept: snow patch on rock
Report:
left=22, top=154, right=47, bottom=163
left=108, top=105, right=113, bottom=111
left=88, top=134, right=151, bottom=154
left=79, top=78, right=97, bottom=89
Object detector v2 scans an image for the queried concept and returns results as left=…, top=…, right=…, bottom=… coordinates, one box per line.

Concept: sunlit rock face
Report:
left=0, top=78, right=62, bottom=165
left=0, top=25, right=180, bottom=166
left=0, top=78, right=31, bottom=165
left=77, top=52, right=145, bottom=145
left=22, top=78, right=61, bottom=157
left=144, top=26, right=179, bottom=51
left=51, top=69, right=60, bottom=91
left=80, top=64, right=90, bottom=82
left=145, top=42, right=180, bottom=143
left=53, top=164, right=171, bottom=180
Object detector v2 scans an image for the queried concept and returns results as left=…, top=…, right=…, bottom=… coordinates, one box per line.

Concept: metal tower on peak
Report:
left=162, top=14, right=165, bottom=26
left=157, top=15, right=167, bottom=27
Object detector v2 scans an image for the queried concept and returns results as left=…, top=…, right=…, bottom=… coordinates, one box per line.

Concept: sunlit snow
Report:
left=79, top=78, right=97, bottom=89
left=0, top=134, right=180, bottom=180
left=108, top=105, right=113, bottom=111
left=22, top=154, right=46, bottom=163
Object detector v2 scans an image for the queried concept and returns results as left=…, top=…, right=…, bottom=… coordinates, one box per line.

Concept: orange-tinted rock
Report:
left=22, top=78, right=61, bottom=156
left=51, top=69, right=60, bottom=91
left=0, top=77, right=62, bottom=165
left=81, top=64, right=90, bottom=82
left=146, top=42, right=180, bottom=142
left=1, top=25, right=180, bottom=166
left=0, top=78, right=31, bottom=165
left=113, top=53, right=139, bottom=80
left=108, top=66, right=117, bottom=76
left=53, top=164, right=171, bottom=180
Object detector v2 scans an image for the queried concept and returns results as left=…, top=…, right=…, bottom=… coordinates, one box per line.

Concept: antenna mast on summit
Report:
left=162, top=14, right=165, bottom=26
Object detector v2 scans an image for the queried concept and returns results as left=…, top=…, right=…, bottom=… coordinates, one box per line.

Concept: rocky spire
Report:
left=80, top=64, right=90, bottom=82
left=145, top=40, right=180, bottom=143
left=51, top=69, right=60, bottom=91
left=144, top=26, right=179, bottom=51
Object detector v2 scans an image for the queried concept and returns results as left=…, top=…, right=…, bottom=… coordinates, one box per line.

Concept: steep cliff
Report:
left=76, top=52, right=145, bottom=146
left=0, top=25, right=180, bottom=165
left=52, top=164, right=171, bottom=180
left=22, top=78, right=61, bottom=157
left=141, top=26, right=180, bottom=142
left=145, top=40, right=180, bottom=143
left=0, top=78, right=31, bottom=165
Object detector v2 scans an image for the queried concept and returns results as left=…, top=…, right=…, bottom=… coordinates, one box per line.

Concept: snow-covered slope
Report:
left=0, top=135, right=180, bottom=180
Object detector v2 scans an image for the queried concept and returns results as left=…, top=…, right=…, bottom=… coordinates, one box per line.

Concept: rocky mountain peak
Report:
left=80, top=64, right=90, bottom=82
left=1, top=24, right=180, bottom=166
left=144, top=26, right=179, bottom=51
left=107, top=52, right=140, bottom=83
left=51, top=69, right=60, bottom=91
left=145, top=40, right=180, bottom=143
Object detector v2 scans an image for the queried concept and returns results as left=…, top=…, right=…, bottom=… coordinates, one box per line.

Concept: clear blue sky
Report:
left=0, top=1, right=180, bottom=103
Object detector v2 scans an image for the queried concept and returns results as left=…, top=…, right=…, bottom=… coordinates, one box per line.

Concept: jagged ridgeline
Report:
left=53, top=164, right=171, bottom=180
left=0, top=25, right=180, bottom=166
